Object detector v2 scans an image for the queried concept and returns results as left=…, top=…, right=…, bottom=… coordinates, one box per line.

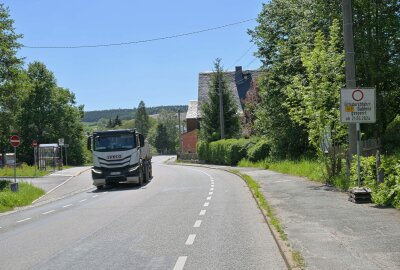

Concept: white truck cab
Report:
left=87, top=129, right=152, bottom=190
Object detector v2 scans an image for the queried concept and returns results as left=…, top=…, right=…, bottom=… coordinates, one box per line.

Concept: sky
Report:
left=3, top=0, right=265, bottom=111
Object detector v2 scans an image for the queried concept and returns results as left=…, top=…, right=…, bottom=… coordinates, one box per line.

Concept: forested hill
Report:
left=83, top=105, right=188, bottom=122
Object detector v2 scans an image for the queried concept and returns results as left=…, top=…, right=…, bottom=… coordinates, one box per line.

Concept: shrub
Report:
left=247, top=139, right=270, bottom=162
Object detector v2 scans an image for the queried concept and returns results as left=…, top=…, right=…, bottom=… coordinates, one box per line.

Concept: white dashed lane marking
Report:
left=79, top=199, right=87, bottom=203
left=193, top=220, right=202, bottom=228
left=199, top=210, right=206, bottom=216
left=210, top=188, right=214, bottom=191
left=206, top=196, right=212, bottom=200
left=209, top=192, right=213, bottom=195
left=173, top=256, right=187, bottom=270
left=185, top=234, right=196, bottom=245
left=92, top=195, right=99, bottom=198
left=16, top=218, right=31, bottom=223
left=204, top=202, right=209, bottom=207
left=42, top=210, right=55, bottom=215
left=63, top=204, right=73, bottom=208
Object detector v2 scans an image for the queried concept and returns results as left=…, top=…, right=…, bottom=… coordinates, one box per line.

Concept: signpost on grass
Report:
left=32, top=140, right=38, bottom=176
left=341, top=88, right=376, bottom=203
left=9, top=135, right=20, bottom=192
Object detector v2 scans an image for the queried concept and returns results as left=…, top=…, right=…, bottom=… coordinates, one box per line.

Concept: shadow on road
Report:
left=90, top=177, right=154, bottom=193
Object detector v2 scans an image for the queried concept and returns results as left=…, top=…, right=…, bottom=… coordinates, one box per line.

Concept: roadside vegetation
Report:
left=0, top=164, right=48, bottom=177
left=196, top=1, right=400, bottom=210
left=0, top=181, right=45, bottom=213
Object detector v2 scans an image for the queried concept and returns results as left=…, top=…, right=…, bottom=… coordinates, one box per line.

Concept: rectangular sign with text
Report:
left=340, top=88, right=376, bottom=123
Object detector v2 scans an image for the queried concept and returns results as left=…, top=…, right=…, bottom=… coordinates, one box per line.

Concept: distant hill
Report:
left=83, top=105, right=188, bottom=122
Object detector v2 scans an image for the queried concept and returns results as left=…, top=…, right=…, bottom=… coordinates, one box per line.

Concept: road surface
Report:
left=0, top=156, right=286, bottom=270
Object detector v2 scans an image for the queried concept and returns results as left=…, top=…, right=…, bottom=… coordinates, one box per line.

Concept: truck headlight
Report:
left=92, top=168, right=103, bottom=175
left=129, top=165, right=140, bottom=173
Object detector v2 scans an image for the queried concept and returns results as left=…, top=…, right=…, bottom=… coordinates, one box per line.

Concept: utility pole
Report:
left=218, top=72, right=225, bottom=139
left=178, top=109, right=182, bottom=154
left=342, top=0, right=357, bottom=157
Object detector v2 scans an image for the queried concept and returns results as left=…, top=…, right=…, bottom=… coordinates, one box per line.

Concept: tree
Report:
left=135, top=101, right=150, bottom=136
left=106, top=118, right=113, bottom=128
left=114, top=115, right=122, bottom=127
left=200, top=58, right=240, bottom=142
left=154, top=124, right=169, bottom=154
left=156, top=109, right=179, bottom=153
left=285, top=20, right=347, bottom=179
left=17, top=62, right=85, bottom=165
left=242, top=79, right=261, bottom=137
left=0, top=4, right=24, bottom=163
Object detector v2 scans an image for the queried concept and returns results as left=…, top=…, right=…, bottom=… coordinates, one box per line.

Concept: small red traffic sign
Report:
left=32, top=140, right=38, bottom=147
left=10, top=135, right=20, bottom=147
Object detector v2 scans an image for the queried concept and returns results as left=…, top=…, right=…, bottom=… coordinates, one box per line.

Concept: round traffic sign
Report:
left=32, top=140, right=38, bottom=147
left=352, top=89, right=364, bottom=101
left=10, top=135, right=20, bottom=147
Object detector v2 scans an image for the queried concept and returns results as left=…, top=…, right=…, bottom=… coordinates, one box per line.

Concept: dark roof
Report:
left=197, top=67, right=261, bottom=118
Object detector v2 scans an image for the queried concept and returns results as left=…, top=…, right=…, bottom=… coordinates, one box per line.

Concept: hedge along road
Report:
left=0, top=156, right=286, bottom=270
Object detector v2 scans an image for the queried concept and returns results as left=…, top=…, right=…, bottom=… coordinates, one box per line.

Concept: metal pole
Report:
left=342, top=0, right=357, bottom=158
left=14, top=146, right=16, bottom=184
left=34, top=147, right=37, bottom=176
left=356, top=122, right=361, bottom=187
left=178, top=109, right=181, bottom=154
left=218, top=73, right=225, bottom=139
left=65, top=146, right=68, bottom=167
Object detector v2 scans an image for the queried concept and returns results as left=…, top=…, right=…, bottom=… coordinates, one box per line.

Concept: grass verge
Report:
left=0, top=164, right=48, bottom=177
left=232, top=169, right=306, bottom=269
left=0, top=181, right=45, bottom=213
left=238, top=158, right=324, bottom=182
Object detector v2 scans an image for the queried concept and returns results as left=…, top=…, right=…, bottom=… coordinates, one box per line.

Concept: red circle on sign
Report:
left=32, top=140, right=37, bottom=147
left=10, top=135, right=20, bottom=147
left=352, top=90, right=364, bottom=101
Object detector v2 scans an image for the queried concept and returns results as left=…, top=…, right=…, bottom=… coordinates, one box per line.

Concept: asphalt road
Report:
left=0, top=156, right=286, bottom=270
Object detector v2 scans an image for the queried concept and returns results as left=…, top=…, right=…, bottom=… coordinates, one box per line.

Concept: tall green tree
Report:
left=18, top=62, right=85, bottom=165
left=0, top=4, right=24, bottom=162
left=200, top=58, right=240, bottom=142
left=156, top=109, right=179, bottom=153
left=154, top=124, right=169, bottom=154
left=285, top=20, right=347, bottom=179
left=135, top=100, right=150, bottom=136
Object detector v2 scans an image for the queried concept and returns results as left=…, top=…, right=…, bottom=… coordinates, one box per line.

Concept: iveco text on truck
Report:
left=87, top=129, right=152, bottom=189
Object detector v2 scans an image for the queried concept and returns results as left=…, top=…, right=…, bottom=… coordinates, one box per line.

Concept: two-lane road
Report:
left=0, top=156, right=286, bottom=270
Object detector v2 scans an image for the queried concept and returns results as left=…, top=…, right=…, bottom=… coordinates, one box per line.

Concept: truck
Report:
left=87, top=129, right=152, bottom=190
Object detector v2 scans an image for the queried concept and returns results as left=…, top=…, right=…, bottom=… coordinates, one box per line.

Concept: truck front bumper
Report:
left=91, top=165, right=141, bottom=186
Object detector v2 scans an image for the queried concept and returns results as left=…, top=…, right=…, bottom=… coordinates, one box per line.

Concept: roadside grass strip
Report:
left=0, top=182, right=45, bottom=213
left=0, top=164, right=48, bottom=177
left=231, top=170, right=306, bottom=270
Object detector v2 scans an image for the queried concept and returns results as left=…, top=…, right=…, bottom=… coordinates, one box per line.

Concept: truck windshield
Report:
left=94, top=134, right=136, bottom=152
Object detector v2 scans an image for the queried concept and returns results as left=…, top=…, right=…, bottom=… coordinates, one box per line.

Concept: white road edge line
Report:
left=63, top=204, right=73, bottom=208
left=193, top=220, right=202, bottom=228
left=173, top=256, right=188, bottom=270
left=16, top=218, right=31, bottom=223
left=204, top=202, right=209, bottom=207
left=199, top=210, right=206, bottom=216
left=185, top=234, right=196, bottom=245
left=42, top=210, right=55, bottom=215
left=79, top=199, right=87, bottom=203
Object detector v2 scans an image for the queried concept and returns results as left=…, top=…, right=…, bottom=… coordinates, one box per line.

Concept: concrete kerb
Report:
left=170, top=161, right=295, bottom=270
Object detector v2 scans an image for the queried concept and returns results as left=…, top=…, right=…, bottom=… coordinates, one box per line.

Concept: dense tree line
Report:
left=0, top=4, right=85, bottom=165
left=83, top=105, right=188, bottom=122
left=248, top=0, right=400, bottom=170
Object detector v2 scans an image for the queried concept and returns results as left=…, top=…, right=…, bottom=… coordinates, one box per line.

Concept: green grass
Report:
left=0, top=164, right=48, bottom=177
left=0, top=181, right=45, bottom=213
left=238, top=158, right=325, bottom=182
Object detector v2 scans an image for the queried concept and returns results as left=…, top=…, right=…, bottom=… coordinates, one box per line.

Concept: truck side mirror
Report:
left=87, top=136, right=92, bottom=151
left=138, top=134, right=145, bottom=147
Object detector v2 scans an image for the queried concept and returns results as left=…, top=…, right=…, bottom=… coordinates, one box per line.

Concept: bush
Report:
left=247, top=139, right=270, bottom=162
left=350, top=154, right=400, bottom=209
left=197, top=138, right=253, bottom=166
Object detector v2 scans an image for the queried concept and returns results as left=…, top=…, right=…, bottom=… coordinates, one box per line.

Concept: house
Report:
left=180, top=66, right=261, bottom=154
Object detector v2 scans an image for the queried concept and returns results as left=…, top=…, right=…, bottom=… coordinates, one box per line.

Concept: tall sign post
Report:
left=58, top=138, right=64, bottom=169
left=32, top=140, right=38, bottom=176
left=341, top=88, right=376, bottom=202
left=10, top=135, right=20, bottom=192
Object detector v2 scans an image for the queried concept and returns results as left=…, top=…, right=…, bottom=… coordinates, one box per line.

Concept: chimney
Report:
left=235, top=66, right=243, bottom=83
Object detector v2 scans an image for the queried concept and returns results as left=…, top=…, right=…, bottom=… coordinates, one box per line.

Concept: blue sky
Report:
left=3, top=0, right=264, bottom=111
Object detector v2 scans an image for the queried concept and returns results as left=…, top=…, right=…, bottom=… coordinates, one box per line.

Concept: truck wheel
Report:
left=96, top=185, right=104, bottom=191
left=139, top=167, right=144, bottom=186
left=144, top=163, right=149, bottom=183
